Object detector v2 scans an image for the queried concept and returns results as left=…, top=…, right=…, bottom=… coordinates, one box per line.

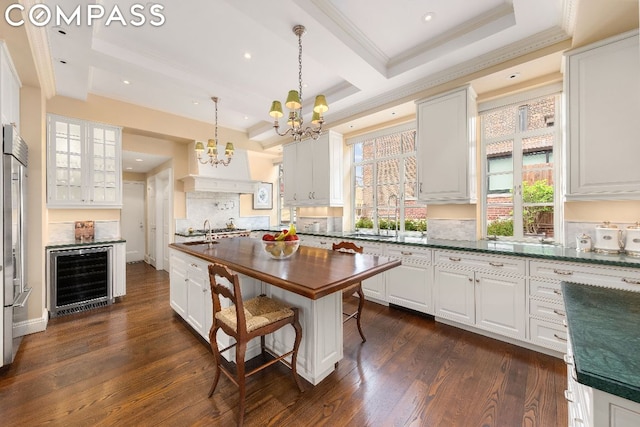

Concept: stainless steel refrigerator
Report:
left=2, top=124, right=30, bottom=366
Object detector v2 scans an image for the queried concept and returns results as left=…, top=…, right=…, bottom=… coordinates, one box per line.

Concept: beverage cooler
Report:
left=2, top=125, right=30, bottom=367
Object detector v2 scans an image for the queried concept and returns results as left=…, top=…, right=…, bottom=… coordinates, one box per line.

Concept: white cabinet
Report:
left=113, top=242, right=127, bottom=297
left=47, top=114, right=123, bottom=208
left=169, top=250, right=209, bottom=336
left=282, top=130, right=344, bottom=206
left=385, top=246, right=433, bottom=314
left=169, top=250, right=188, bottom=319
left=565, top=30, right=640, bottom=200
left=565, top=334, right=640, bottom=427
left=169, top=248, right=262, bottom=343
left=416, top=85, right=477, bottom=204
left=434, top=250, right=526, bottom=339
left=0, top=42, right=21, bottom=128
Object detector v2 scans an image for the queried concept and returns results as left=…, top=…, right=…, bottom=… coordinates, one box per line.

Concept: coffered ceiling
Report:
left=41, top=0, right=574, bottom=147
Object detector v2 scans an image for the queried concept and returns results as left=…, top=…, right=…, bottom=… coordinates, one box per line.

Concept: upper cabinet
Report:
left=47, top=114, right=123, bottom=208
left=282, top=130, right=344, bottom=207
left=0, top=42, right=21, bottom=130
left=565, top=30, right=640, bottom=201
left=416, top=85, right=477, bottom=204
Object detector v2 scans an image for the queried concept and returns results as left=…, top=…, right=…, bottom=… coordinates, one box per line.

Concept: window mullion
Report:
left=513, top=135, right=524, bottom=239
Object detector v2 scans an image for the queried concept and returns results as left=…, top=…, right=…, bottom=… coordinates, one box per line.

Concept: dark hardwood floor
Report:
left=0, top=262, right=567, bottom=426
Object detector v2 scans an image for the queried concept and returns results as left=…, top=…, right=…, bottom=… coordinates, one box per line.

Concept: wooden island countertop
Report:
left=169, top=238, right=401, bottom=300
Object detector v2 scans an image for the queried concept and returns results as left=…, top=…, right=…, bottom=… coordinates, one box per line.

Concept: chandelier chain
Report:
left=298, top=30, right=303, bottom=108
left=214, top=97, right=218, bottom=140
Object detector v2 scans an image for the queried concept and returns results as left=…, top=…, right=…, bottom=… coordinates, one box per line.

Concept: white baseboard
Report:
left=14, top=309, right=48, bottom=337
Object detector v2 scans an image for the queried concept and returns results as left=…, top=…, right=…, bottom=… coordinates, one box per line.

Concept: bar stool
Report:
left=207, top=263, right=304, bottom=426
left=332, top=241, right=367, bottom=343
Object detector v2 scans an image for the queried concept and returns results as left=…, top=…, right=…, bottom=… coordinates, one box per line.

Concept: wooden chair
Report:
left=332, top=241, right=367, bottom=343
left=207, top=263, right=304, bottom=426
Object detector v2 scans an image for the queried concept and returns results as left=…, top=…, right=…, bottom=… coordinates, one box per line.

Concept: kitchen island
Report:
left=562, top=282, right=640, bottom=426
left=169, top=238, right=400, bottom=385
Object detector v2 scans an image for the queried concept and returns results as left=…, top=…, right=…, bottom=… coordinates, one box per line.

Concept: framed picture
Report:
left=253, top=182, right=273, bottom=210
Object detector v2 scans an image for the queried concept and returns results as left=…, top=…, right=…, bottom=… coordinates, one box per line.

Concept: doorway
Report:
left=122, top=181, right=146, bottom=263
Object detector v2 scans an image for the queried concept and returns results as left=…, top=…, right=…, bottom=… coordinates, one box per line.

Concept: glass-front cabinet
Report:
left=47, top=114, right=122, bottom=208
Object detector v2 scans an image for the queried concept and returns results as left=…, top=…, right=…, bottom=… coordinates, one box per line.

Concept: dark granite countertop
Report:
left=46, top=238, right=126, bottom=250
left=255, top=229, right=640, bottom=269
left=562, top=282, right=640, bottom=404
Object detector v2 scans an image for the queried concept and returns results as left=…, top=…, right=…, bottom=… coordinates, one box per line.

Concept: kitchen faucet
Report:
left=203, top=219, right=213, bottom=248
left=387, top=194, right=399, bottom=237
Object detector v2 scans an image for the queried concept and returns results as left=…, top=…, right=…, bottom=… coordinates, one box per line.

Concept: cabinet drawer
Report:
left=434, top=250, right=525, bottom=275
left=529, top=279, right=564, bottom=301
left=387, top=246, right=432, bottom=266
left=529, top=297, right=566, bottom=323
left=529, top=260, right=640, bottom=291
left=529, top=318, right=567, bottom=352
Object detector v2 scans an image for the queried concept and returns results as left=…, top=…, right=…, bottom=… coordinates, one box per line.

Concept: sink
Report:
left=182, top=240, right=218, bottom=246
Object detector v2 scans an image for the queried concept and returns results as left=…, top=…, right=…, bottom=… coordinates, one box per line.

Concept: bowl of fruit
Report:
left=261, top=225, right=300, bottom=259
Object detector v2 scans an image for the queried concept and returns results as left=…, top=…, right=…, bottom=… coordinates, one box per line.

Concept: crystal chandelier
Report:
left=195, top=97, right=234, bottom=167
left=269, top=25, right=328, bottom=142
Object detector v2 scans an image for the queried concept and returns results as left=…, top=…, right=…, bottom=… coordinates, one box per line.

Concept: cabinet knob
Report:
left=475, top=278, right=480, bottom=283
left=468, top=277, right=473, bottom=282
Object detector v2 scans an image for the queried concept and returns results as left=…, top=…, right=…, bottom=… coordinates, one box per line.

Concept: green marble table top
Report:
left=562, top=282, right=640, bottom=404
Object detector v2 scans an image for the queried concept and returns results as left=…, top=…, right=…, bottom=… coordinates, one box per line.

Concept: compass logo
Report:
left=4, top=3, right=166, bottom=27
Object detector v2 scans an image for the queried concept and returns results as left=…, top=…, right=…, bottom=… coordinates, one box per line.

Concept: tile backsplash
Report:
left=175, top=192, right=270, bottom=232
left=48, top=220, right=120, bottom=243
left=427, top=219, right=477, bottom=241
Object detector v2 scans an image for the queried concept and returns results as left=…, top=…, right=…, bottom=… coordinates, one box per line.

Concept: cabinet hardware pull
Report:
left=553, top=289, right=563, bottom=296
left=449, top=257, right=461, bottom=262
left=190, top=263, right=198, bottom=267
left=622, top=277, right=640, bottom=285
left=564, top=390, right=573, bottom=403
left=468, top=277, right=473, bottom=282
left=312, top=192, right=315, bottom=199
left=475, top=279, right=480, bottom=283
left=554, top=333, right=567, bottom=342
left=319, top=241, right=327, bottom=245
left=489, top=262, right=504, bottom=267
left=563, top=354, right=573, bottom=365
left=553, top=269, right=573, bottom=276
left=553, top=309, right=566, bottom=317
left=401, top=251, right=412, bottom=256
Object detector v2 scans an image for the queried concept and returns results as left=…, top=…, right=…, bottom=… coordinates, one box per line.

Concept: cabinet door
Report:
left=169, top=252, right=188, bottom=318
left=475, top=271, right=525, bottom=339
left=186, top=261, right=208, bottom=335
left=434, top=267, right=474, bottom=324
left=566, top=31, right=640, bottom=200
left=47, top=115, right=86, bottom=205
left=386, top=264, right=433, bottom=314
left=88, top=124, right=121, bottom=205
left=0, top=43, right=20, bottom=128
left=296, top=139, right=315, bottom=204
left=113, top=243, right=127, bottom=297
left=417, top=86, right=476, bottom=204
left=282, top=143, right=298, bottom=205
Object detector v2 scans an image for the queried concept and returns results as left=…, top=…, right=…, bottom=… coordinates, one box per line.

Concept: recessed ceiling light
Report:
left=244, top=116, right=249, bottom=120
left=123, top=80, right=131, bottom=85
left=244, top=52, right=252, bottom=60
left=135, top=158, right=143, bottom=162
left=59, top=59, right=67, bottom=64
left=391, top=111, right=396, bottom=116
left=192, top=101, right=199, bottom=105
left=125, top=167, right=133, bottom=170
left=507, top=72, right=521, bottom=80
left=422, top=12, right=435, bottom=23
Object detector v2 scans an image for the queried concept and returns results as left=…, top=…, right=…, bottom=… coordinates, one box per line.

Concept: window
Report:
left=351, top=123, right=426, bottom=235
left=481, top=93, right=560, bottom=240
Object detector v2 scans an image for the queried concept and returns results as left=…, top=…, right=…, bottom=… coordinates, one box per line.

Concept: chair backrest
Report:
left=208, top=263, right=247, bottom=335
left=332, top=241, right=364, bottom=254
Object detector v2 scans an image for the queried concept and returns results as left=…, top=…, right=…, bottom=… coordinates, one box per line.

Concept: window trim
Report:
left=480, top=90, right=564, bottom=244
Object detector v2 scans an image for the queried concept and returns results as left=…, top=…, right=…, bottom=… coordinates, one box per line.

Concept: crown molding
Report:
left=325, top=27, right=571, bottom=127
left=562, top=0, right=579, bottom=36
left=20, top=0, right=56, bottom=98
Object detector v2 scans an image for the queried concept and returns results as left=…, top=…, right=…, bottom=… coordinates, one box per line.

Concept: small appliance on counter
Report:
left=625, top=222, right=640, bottom=257
left=594, top=221, right=624, bottom=255
left=575, top=233, right=592, bottom=252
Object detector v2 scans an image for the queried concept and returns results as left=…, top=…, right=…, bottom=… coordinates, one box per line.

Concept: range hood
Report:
left=180, top=146, right=259, bottom=194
